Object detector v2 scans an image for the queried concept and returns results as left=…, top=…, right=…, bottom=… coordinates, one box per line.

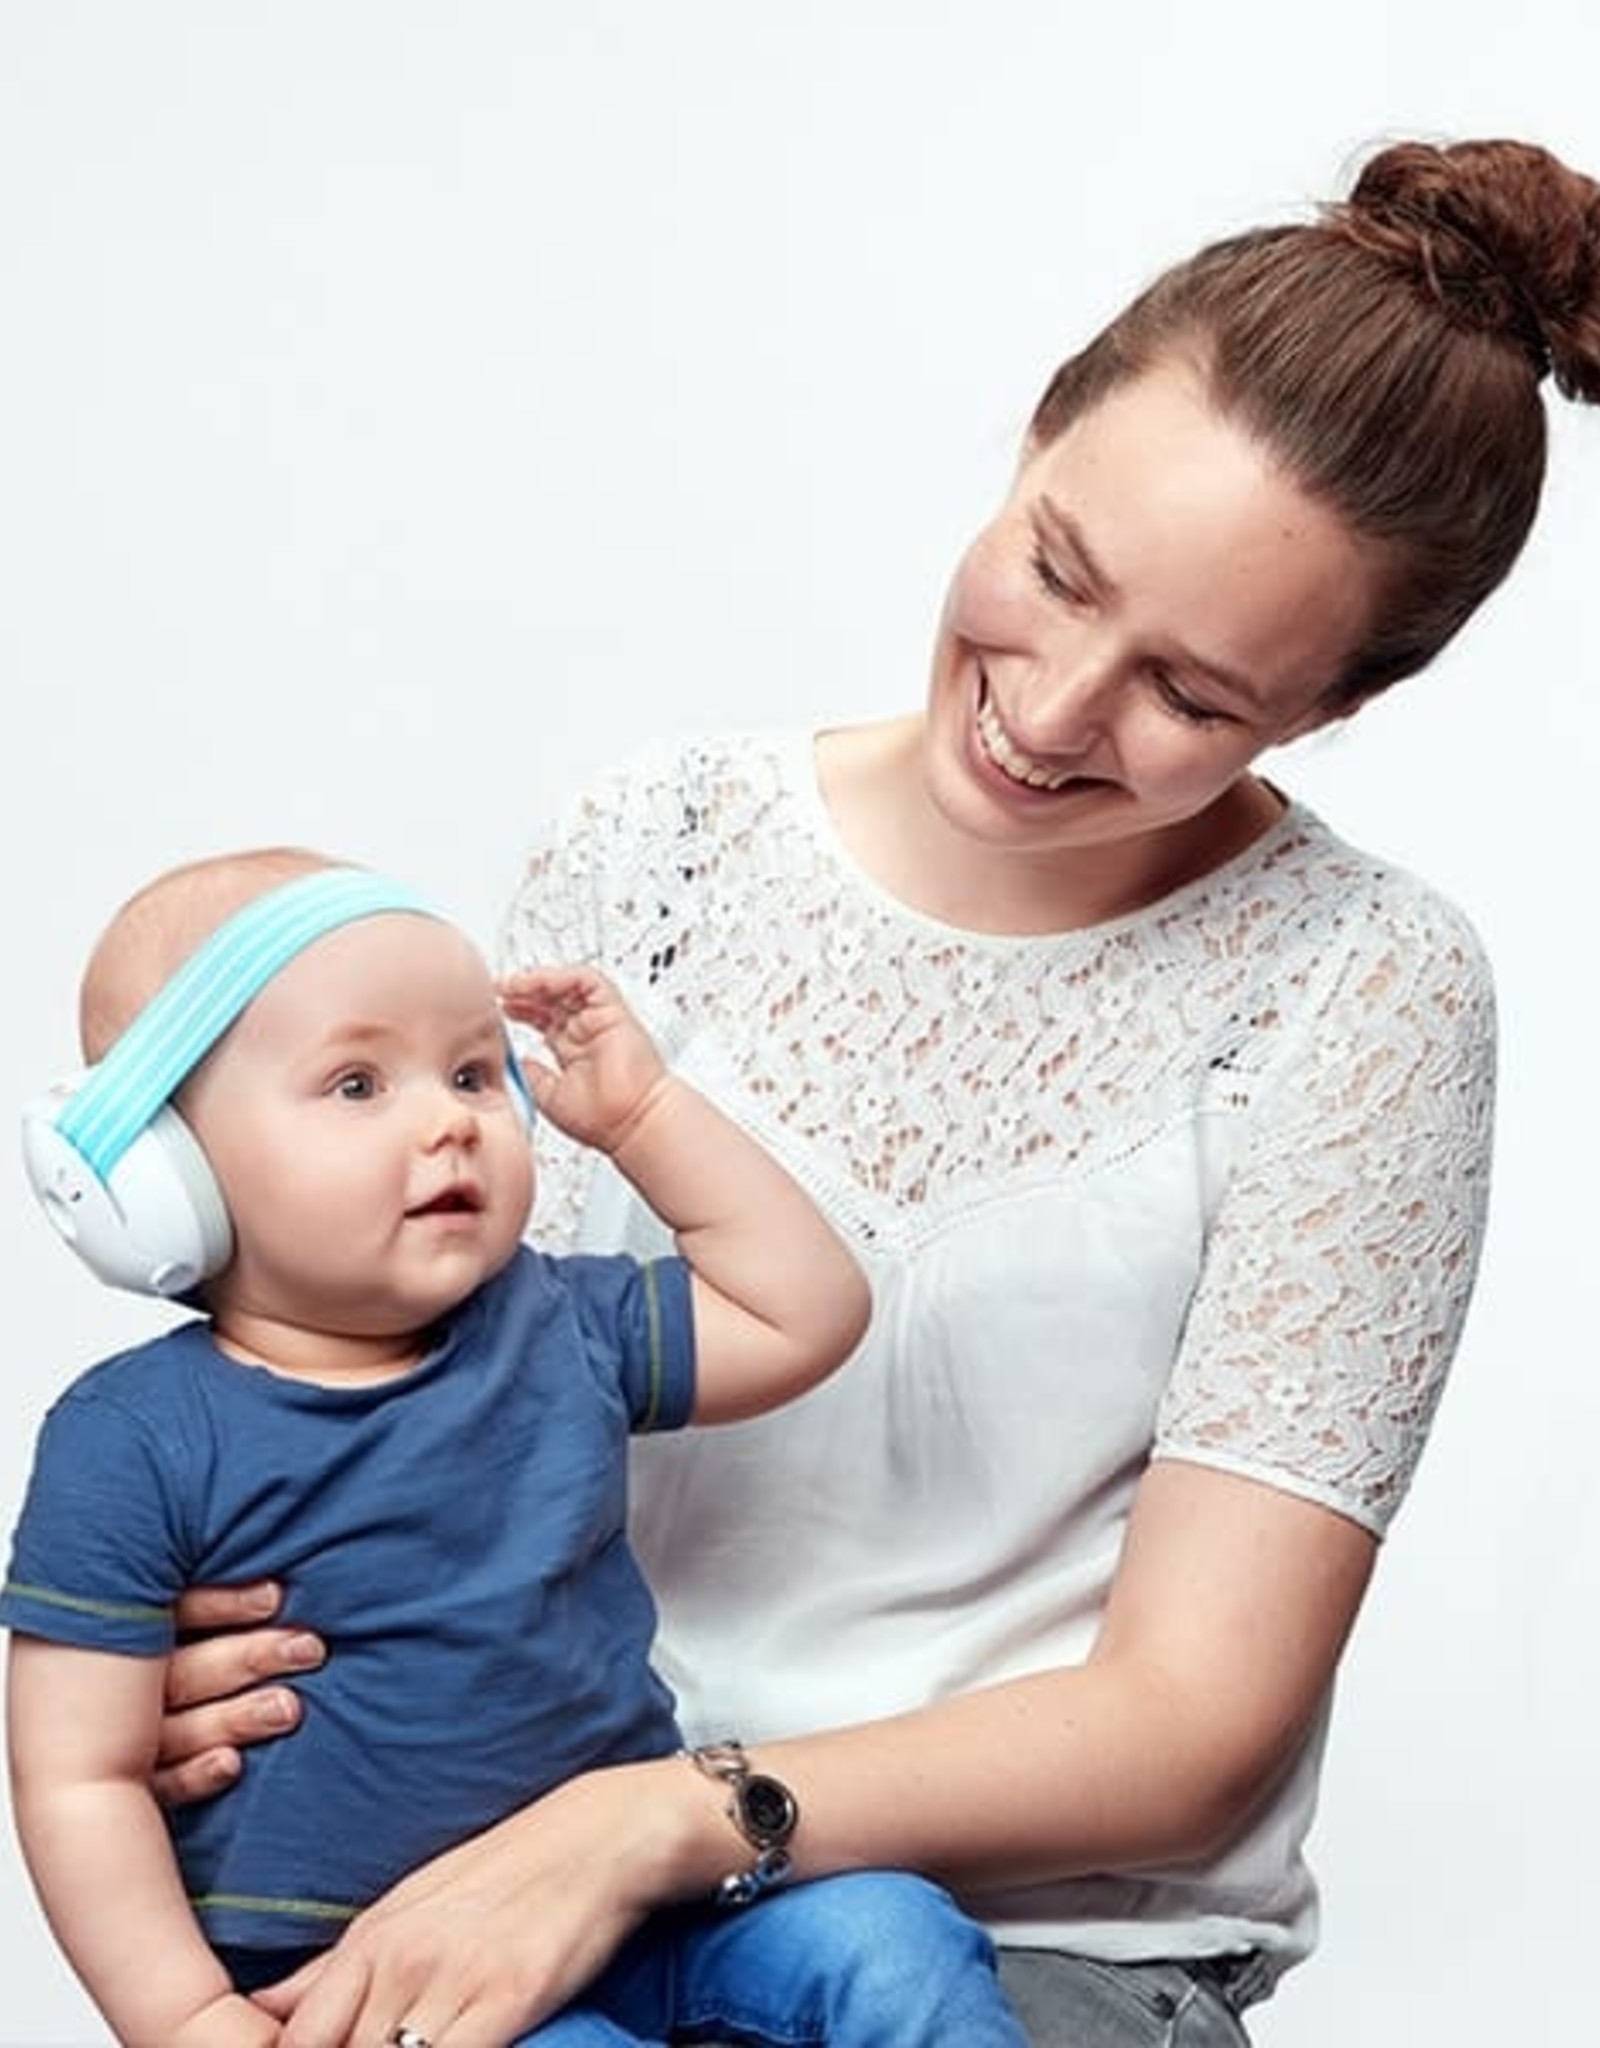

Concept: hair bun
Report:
left=1340, top=137, right=1600, bottom=400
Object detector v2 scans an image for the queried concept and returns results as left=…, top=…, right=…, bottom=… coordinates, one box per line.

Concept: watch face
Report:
left=738, top=1773, right=799, bottom=1846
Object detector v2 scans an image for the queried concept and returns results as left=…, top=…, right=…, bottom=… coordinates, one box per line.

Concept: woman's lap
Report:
left=994, top=1950, right=1255, bottom=2047
left=672, top=1947, right=1255, bottom=2046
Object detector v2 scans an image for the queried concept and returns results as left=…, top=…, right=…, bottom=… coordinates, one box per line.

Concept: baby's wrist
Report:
left=600, top=1069, right=684, bottom=1167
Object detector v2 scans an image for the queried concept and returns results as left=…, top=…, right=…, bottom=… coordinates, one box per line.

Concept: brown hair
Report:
left=1028, top=137, right=1600, bottom=706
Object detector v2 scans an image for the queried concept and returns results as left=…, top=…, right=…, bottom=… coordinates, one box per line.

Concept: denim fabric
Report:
left=521, top=1871, right=1028, bottom=2045
left=224, top=1910, right=1262, bottom=2046
left=993, top=1949, right=1260, bottom=2047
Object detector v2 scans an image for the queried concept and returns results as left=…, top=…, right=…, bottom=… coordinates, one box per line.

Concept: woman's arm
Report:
left=8, top=1634, right=281, bottom=2044
left=248, top=1457, right=1373, bottom=2046
left=760, top=1459, right=1376, bottom=1885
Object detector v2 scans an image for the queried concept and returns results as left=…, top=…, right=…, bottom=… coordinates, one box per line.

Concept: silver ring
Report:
left=390, top=2029, right=432, bottom=2048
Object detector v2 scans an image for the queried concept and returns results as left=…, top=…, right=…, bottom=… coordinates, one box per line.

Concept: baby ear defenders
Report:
left=21, top=869, right=444, bottom=1300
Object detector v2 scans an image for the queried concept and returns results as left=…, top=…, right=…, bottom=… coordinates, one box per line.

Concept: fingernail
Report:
left=256, top=1688, right=302, bottom=1731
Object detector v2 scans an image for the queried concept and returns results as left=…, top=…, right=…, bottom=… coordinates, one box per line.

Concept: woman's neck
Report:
left=813, top=717, right=1286, bottom=937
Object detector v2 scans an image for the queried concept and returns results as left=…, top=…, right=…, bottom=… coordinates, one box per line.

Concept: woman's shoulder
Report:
left=531, top=727, right=819, bottom=880
left=566, top=727, right=810, bottom=814
left=1243, top=799, right=1494, bottom=990
left=501, top=727, right=823, bottom=973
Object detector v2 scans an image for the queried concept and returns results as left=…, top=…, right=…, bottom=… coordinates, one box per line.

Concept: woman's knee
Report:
left=788, top=1870, right=997, bottom=1962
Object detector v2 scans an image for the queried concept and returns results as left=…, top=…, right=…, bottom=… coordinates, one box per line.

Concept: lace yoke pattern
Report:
left=503, top=732, right=1497, bottom=1533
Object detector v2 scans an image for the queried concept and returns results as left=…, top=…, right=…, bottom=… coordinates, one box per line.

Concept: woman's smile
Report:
left=974, top=677, right=1114, bottom=796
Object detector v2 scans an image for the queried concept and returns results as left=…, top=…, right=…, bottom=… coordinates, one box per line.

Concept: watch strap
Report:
left=685, top=1740, right=799, bottom=1907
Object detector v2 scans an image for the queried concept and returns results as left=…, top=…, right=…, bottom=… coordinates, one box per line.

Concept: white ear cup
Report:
left=22, top=870, right=457, bottom=1300
left=22, top=1086, right=233, bottom=1299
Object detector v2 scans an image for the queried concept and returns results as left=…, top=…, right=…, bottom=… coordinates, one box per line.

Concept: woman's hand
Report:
left=255, top=1757, right=711, bottom=2048
left=156, top=1582, right=325, bottom=1807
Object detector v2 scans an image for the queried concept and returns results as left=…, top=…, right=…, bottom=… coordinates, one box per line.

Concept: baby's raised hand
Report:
left=499, top=966, right=670, bottom=1155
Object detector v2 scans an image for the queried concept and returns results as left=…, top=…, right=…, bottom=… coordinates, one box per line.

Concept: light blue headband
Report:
left=57, top=868, right=436, bottom=1177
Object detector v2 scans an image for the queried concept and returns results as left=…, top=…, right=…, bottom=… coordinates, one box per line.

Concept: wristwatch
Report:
left=685, top=1740, right=800, bottom=1906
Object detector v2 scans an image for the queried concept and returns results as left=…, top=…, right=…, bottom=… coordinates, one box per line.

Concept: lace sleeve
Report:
left=1155, top=887, right=1497, bottom=1536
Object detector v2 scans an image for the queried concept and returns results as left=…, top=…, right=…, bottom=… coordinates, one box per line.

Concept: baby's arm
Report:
left=7, top=1635, right=279, bottom=2045
left=502, top=965, right=870, bottom=1421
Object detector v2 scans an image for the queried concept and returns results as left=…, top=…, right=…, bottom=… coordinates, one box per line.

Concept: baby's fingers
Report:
left=499, top=966, right=602, bottom=1028
left=514, top=1053, right=563, bottom=1113
left=498, top=969, right=564, bottom=1021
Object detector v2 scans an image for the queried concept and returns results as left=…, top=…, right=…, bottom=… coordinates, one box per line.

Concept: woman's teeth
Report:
left=977, top=696, right=1080, bottom=791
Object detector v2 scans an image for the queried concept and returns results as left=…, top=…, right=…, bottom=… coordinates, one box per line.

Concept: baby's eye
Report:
left=333, top=1070, right=378, bottom=1102
left=453, top=1060, right=493, bottom=1095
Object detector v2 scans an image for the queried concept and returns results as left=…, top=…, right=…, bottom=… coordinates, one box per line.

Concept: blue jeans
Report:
left=521, top=1870, right=1028, bottom=2045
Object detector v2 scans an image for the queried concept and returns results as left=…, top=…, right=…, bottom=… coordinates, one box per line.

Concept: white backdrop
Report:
left=2, top=6, right=1594, bottom=2042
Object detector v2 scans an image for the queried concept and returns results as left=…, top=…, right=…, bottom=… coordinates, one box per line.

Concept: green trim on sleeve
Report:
left=191, top=1891, right=359, bottom=1924
left=2, top=1580, right=170, bottom=1624
left=640, top=1258, right=666, bottom=1431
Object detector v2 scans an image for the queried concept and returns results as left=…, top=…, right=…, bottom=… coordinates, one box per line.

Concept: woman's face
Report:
left=921, top=361, right=1378, bottom=866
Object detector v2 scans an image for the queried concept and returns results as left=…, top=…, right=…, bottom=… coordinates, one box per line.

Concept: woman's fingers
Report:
left=172, top=1578, right=285, bottom=1634
left=164, top=1624, right=324, bottom=1715
left=155, top=1614, right=324, bottom=1806
left=153, top=1668, right=303, bottom=1808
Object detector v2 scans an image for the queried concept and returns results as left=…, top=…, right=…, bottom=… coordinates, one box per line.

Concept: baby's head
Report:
left=34, top=849, right=535, bottom=1369
left=79, top=846, right=333, bottom=1062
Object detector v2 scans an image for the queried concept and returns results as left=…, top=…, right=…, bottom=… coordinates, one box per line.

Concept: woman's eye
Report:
left=1029, top=546, right=1088, bottom=605
left=1152, top=669, right=1229, bottom=726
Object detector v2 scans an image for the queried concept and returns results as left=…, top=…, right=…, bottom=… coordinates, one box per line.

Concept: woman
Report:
left=155, top=136, right=1600, bottom=2046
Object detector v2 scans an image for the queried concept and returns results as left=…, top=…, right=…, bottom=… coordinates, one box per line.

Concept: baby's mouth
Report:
left=408, top=1186, right=483, bottom=1219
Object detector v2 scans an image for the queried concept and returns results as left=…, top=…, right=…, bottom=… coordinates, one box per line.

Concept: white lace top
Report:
left=499, top=727, right=1496, bottom=1977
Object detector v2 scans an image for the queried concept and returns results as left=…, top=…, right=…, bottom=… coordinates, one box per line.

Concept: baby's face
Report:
left=180, top=913, right=534, bottom=1356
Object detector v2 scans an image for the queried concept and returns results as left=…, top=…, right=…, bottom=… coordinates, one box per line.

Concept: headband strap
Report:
left=57, top=869, right=436, bottom=1176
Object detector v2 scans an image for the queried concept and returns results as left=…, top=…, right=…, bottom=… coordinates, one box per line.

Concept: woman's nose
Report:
left=1008, top=638, right=1119, bottom=753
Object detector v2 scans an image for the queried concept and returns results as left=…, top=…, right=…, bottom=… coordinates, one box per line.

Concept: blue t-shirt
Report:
left=1, top=1245, right=695, bottom=1953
